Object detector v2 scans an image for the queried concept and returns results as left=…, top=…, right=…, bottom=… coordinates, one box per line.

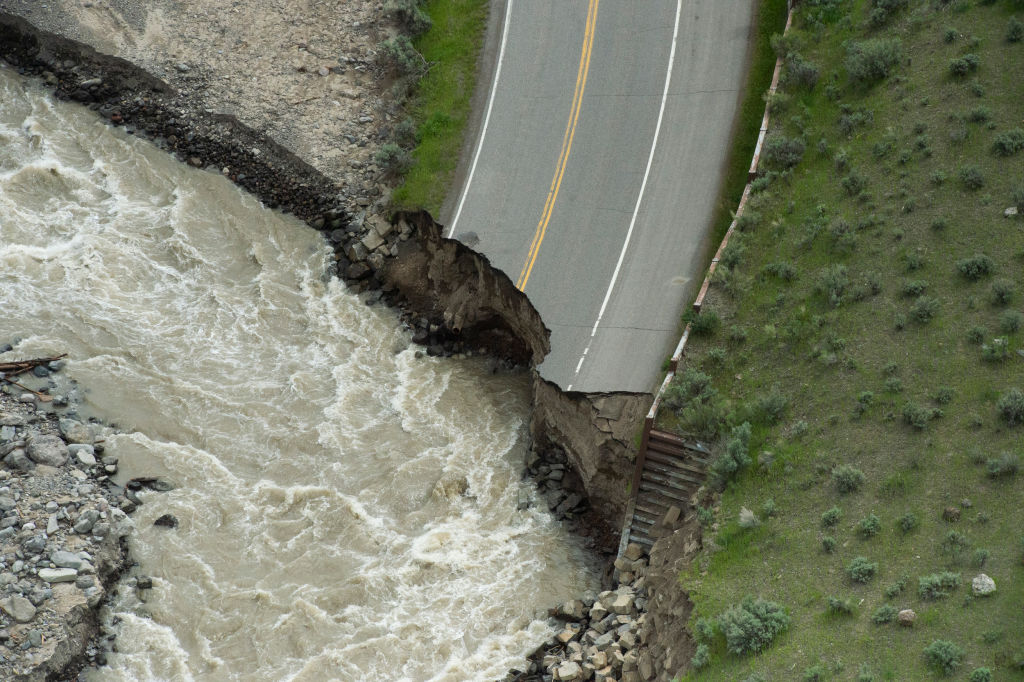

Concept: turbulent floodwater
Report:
left=0, top=67, right=598, bottom=681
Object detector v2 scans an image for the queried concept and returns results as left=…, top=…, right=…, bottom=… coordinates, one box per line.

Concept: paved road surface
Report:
left=445, top=0, right=756, bottom=393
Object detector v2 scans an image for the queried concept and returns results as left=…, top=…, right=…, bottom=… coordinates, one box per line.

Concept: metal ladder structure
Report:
left=617, top=428, right=710, bottom=556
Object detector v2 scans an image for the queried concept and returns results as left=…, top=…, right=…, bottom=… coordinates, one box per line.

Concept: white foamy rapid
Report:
left=0, top=68, right=598, bottom=681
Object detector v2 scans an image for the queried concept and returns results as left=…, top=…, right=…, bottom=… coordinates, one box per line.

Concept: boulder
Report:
left=897, top=609, right=916, bottom=627
left=624, top=543, right=644, bottom=561
left=972, top=573, right=996, bottom=596
left=610, top=593, right=634, bottom=615
left=554, top=661, right=582, bottom=681
left=0, top=595, right=36, bottom=623
left=26, top=434, right=68, bottom=466
left=38, top=568, right=78, bottom=583
left=50, top=550, right=83, bottom=570
left=59, top=418, right=98, bottom=444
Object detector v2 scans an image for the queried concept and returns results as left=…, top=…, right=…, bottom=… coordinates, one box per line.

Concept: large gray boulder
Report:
left=0, top=595, right=36, bottom=623
left=26, top=434, right=68, bottom=466
left=59, top=418, right=98, bottom=444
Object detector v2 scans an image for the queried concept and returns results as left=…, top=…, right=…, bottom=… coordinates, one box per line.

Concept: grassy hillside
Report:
left=657, top=0, right=1024, bottom=679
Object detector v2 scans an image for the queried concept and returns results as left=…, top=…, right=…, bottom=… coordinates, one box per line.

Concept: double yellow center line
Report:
left=515, top=0, right=599, bottom=291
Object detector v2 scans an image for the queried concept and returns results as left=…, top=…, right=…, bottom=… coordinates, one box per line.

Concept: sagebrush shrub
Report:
left=833, top=465, right=865, bottom=493
left=902, top=402, right=938, bottom=429
left=981, top=337, right=1009, bottom=362
left=846, top=38, right=902, bottom=84
left=373, top=143, right=412, bottom=177
left=919, top=572, right=961, bottom=599
left=901, top=280, right=928, bottom=297
left=827, top=596, right=854, bottom=615
left=1009, top=17, right=1023, bottom=43
left=817, top=264, right=849, bottom=306
left=967, top=326, right=986, bottom=344
left=763, top=135, right=807, bottom=170
left=958, top=165, right=985, bottom=190
left=689, top=309, right=720, bottom=336
left=821, top=506, right=842, bottom=527
left=847, top=556, right=878, bottom=582
left=871, top=604, right=897, bottom=624
left=989, top=279, right=1015, bottom=306
left=784, top=52, right=820, bottom=89
left=1000, top=310, right=1022, bottom=333
left=385, top=0, right=432, bottom=35
left=998, top=387, right=1024, bottom=425
left=691, top=643, right=710, bottom=669
left=956, top=253, right=994, bottom=280
left=949, top=53, right=980, bottom=77
left=858, top=514, right=881, bottom=538
left=898, top=512, right=919, bottom=533
left=717, top=597, right=790, bottom=655
left=822, top=535, right=837, bottom=553
left=923, top=640, right=964, bottom=676
left=711, top=422, right=752, bottom=486
left=941, top=530, right=970, bottom=562
left=910, top=296, right=939, bottom=323
left=993, top=128, right=1024, bottom=156
left=379, top=36, right=426, bottom=75
left=970, top=667, right=993, bottom=682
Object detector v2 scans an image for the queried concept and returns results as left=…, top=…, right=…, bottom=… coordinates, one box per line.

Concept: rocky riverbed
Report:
left=0, top=356, right=139, bottom=681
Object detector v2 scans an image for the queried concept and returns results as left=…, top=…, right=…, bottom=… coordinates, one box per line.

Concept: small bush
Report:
left=1009, top=17, right=1024, bottom=43
left=903, top=402, right=939, bottom=429
left=970, top=667, right=993, bottom=682
left=827, top=596, right=854, bottom=615
left=691, top=643, right=710, bottom=669
left=967, top=326, right=987, bottom=344
left=967, top=106, right=991, bottom=123
left=898, top=513, right=919, bottom=533
left=933, top=386, right=954, bottom=404
left=972, top=548, right=990, bottom=567
left=956, top=254, right=994, bottom=280
left=663, top=369, right=715, bottom=411
left=858, top=514, right=881, bottom=538
left=385, top=0, right=432, bottom=35
left=901, top=280, right=928, bottom=297
left=923, top=640, right=964, bottom=676
left=885, top=377, right=903, bottom=393
left=379, top=35, right=426, bottom=75
left=941, top=530, right=970, bottom=562
left=1014, top=185, right=1024, bottom=213
left=1000, top=310, right=1023, bottom=333
left=885, top=575, right=909, bottom=598
left=842, top=171, right=868, bottom=197
left=695, top=616, right=716, bottom=641
left=373, top=143, right=412, bottom=177
left=847, top=556, right=878, bottom=583
left=958, top=165, right=985, bottom=190
left=833, top=465, right=865, bottom=494
left=910, top=296, right=939, bottom=323
left=784, top=52, right=820, bottom=89
left=992, top=128, right=1024, bottom=156
left=822, top=535, right=837, bottom=553
left=919, top=572, right=961, bottom=599
left=990, top=279, right=1016, bottom=306
left=762, top=261, right=798, bottom=281
left=717, top=597, right=790, bottom=655
left=998, top=387, right=1024, bottom=425
left=846, top=38, right=902, bottom=84
left=689, top=309, right=721, bottom=336
left=981, top=337, right=1009, bottom=362
left=987, top=452, right=1020, bottom=478
left=711, top=422, right=752, bottom=486
left=817, top=264, right=849, bottom=306
left=949, top=53, right=980, bottom=77
left=822, top=506, right=843, bottom=527
left=763, top=135, right=807, bottom=170
left=679, top=400, right=728, bottom=440
left=872, top=604, right=897, bottom=624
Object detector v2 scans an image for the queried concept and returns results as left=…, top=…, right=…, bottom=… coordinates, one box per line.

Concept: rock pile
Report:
left=0, top=360, right=132, bottom=680
left=522, top=446, right=590, bottom=525
left=506, top=543, right=657, bottom=682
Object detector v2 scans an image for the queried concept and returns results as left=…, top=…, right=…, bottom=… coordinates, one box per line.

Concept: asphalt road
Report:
left=445, top=0, right=756, bottom=393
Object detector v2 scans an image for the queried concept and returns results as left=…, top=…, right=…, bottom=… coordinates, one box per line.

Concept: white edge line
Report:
left=445, top=0, right=514, bottom=238
left=569, top=0, right=682, bottom=383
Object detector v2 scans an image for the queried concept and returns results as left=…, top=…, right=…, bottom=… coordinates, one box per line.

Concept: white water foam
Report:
left=0, top=67, right=598, bottom=681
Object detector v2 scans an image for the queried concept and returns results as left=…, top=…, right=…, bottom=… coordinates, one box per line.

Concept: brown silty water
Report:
left=0, top=68, right=599, bottom=681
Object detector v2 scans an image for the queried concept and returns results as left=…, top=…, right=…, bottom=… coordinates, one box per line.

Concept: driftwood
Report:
left=0, top=354, right=66, bottom=402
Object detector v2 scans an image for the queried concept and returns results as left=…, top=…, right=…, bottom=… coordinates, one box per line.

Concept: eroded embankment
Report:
left=0, top=12, right=664, bottom=679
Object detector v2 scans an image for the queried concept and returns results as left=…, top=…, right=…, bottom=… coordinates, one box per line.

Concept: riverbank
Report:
left=0, top=356, right=134, bottom=680
left=0, top=3, right=649, bottom=679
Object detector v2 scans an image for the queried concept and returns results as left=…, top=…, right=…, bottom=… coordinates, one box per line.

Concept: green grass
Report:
left=666, top=0, right=1024, bottom=679
left=389, top=0, right=489, bottom=215
left=702, top=0, right=790, bottom=264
